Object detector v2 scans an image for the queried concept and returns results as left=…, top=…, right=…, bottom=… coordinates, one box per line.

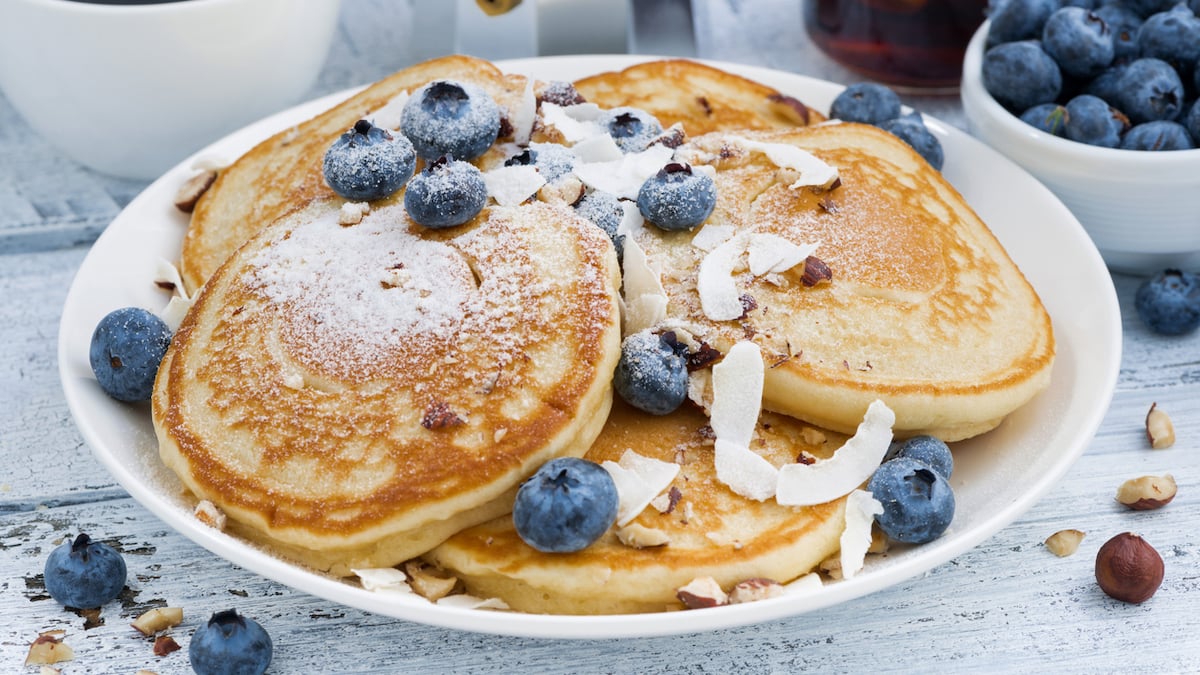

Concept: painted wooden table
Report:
left=3, top=2, right=1198, bottom=672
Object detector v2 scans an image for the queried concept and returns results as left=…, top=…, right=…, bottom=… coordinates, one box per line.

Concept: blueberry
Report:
left=321, top=119, right=416, bottom=201
left=1120, top=120, right=1196, bottom=149
left=573, top=190, right=622, bottom=242
left=1020, top=102, right=1069, bottom=135
left=868, top=457, right=955, bottom=544
left=1063, top=94, right=1128, bottom=146
left=400, top=80, right=501, bottom=161
left=828, top=82, right=902, bottom=125
left=89, top=307, right=172, bottom=402
left=1183, top=100, right=1200, bottom=145
left=613, top=330, right=688, bottom=415
left=1134, top=269, right=1200, bottom=335
left=894, top=435, right=954, bottom=479
left=1042, top=7, right=1115, bottom=78
left=877, top=113, right=945, bottom=170
left=1113, top=57, right=1185, bottom=123
left=504, top=142, right=576, bottom=183
left=987, top=0, right=1058, bottom=46
left=1135, top=5, right=1200, bottom=74
left=1093, top=6, right=1143, bottom=62
left=512, top=457, right=618, bottom=553
left=982, top=40, right=1064, bottom=112
left=1083, top=63, right=1128, bottom=104
left=636, top=162, right=717, bottom=232
left=189, top=609, right=273, bottom=675
left=43, top=533, right=127, bottom=609
left=1123, top=0, right=1181, bottom=18
left=403, top=156, right=488, bottom=229
left=598, top=106, right=664, bottom=153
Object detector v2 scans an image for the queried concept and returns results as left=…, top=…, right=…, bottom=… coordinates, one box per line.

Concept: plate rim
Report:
left=57, top=54, right=1121, bottom=639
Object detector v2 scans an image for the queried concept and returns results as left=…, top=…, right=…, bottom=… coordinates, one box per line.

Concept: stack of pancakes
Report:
left=152, top=56, right=1054, bottom=613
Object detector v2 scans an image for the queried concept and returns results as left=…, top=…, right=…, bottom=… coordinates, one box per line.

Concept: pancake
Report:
left=572, top=59, right=826, bottom=135
left=153, top=198, right=622, bottom=575
left=629, top=123, right=1055, bottom=441
left=425, top=399, right=849, bottom=615
left=181, top=55, right=534, bottom=294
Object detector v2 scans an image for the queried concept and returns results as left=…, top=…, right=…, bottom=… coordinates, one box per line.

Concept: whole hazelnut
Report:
left=1095, top=532, right=1164, bottom=604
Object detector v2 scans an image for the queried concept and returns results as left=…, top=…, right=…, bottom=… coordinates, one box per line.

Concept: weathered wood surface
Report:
left=4, top=1, right=1199, bottom=673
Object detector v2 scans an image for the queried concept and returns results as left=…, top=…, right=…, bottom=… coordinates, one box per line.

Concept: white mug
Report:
left=0, top=0, right=342, bottom=180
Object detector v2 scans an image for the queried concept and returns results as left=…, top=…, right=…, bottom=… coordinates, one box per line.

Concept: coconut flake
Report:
left=159, top=295, right=193, bottom=332
left=620, top=236, right=668, bottom=336
left=747, top=234, right=819, bottom=276
left=353, top=567, right=412, bottom=594
left=572, top=133, right=624, bottom=163
left=436, top=594, right=511, bottom=611
left=775, top=400, right=896, bottom=506
left=840, top=489, right=883, bottom=580
left=697, top=233, right=750, bottom=321
left=714, top=439, right=778, bottom=501
left=153, top=258, right=189, bottom=300
left=190, top=153, right=230, bottom=172
left=573, top=144, right=674, bottom=200
left=710, top=342, right=778, bottom=501
left=616, top=199, right=646, bottom=238
left=602, top=449, right=681, bottom=527
left=511, top=79, right=537, bottom=145
left=784, top=573, right=824, bottom=595
left=625, top=294, right=667, bottom=337
left=690, top=224, right=736, bottom=252
left=540, top=102, right=604, bottom=143
left=368, top=90, right=411, bottom=131
left=484, top=164, right=545, bottom=206
left=727, top=135, right=838, bottom=189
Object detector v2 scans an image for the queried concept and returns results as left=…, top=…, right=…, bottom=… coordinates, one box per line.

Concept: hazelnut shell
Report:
left=1094, top=532, right=1164, bottom=604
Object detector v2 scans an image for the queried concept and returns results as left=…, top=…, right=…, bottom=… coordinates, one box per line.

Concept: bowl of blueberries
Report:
left=959, top=1, right=1200, bottom=275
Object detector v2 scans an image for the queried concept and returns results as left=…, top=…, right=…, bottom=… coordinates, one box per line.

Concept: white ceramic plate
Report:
left=58, top=55, right=1121, bottom=639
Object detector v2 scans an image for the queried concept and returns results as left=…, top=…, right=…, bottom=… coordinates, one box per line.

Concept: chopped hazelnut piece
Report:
left=173, top=169, right=217, bottom=213
left=1116, top=474, right=1177, bottom=510
left=153, top=635, right=181, bottom=656
left=676, top=576, right=728, bottom=609
left=1044, top=529, right=1086, bottom=557
left=1145, top=403, right=1175, bottom=449
left=403, top=561, right=458, bottom=601
left=131, top=607, right=184, bottom=636
left=193, top=500, right=226, bottom=530
left=25, top=632, right=73, bottom=666
left=615, top=523, right=670, bottom=549
left=729, top=578, right=785, bottom=604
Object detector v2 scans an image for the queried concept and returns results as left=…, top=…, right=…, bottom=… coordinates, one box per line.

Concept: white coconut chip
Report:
left=153, top=258, right=189, bottom=300
left=625, top=294, right=667, bottom=337
left=616, top=199, right=646, bottom=238
left=784, top=573, right=824, bottom=595
left=539, top=102, right=604, bottom=143
left=572, top=133, right=624, bottom=163
left=690, top=224, right=736, bottom=252
left=484, top=164, right=546, bottom=206
left=746, top=234, right=819, bottom=276
left=620, top=236, right=668, bottom=336
left=352, top=567, right=412, bottom=594
left=840, top=489, right=884, bottom=579
left=714, top=439, right=779, bottom=502
left=159, top=295, right=193, bottom=333
left=697, top=233, right=750, bottom=321
left=435, top=594, right=511, bottom=611
left=190, top=153, right=230, bottom=172
left=511, top=78, right=537, bottom=146
left=710, top=342, right=779, bottom=501
left=573, top=144, right=674, bottom=200
left=602, top=449, right=681, bottom=527
left=367, top=90, right=411, bottom=131
left=727, top=135, right=839, bottom=189
left=775, top=400, right=896, bottom=507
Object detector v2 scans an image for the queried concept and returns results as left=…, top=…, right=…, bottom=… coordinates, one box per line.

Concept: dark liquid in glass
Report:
left=804, top=0, right=988, bottom=91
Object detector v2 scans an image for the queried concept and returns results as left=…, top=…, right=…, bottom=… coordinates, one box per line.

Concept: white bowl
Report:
left=960, top=21, right=1200, bottom=275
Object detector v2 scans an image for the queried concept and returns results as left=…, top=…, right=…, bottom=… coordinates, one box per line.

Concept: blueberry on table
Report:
left=614, top=330, right=689, bottom=416
left=403, top=156, right=488, bottom=229
left=400, top=79, right=501, bottom=161
left=868, top=457, right=956, bottom=545
left=636, top=162, right=716, bottom=232
left=1113, top=58, right=1184, bottom=124
left=513, top=457, right=619, bottom=553
left=598, top=106, right=664, bottom=153
left=43, top=533, right=127, bottom=609
left=1135, top=269, right=1200, bottom=335
left=1019, top=103, right=1068, bottom=136
left=1120, top=121, right=1195, bottom=150
left=88, top=306, right=172, bottom=402
left=322, top=119, right=416, bottom=201
left=189, top=609, right=273, bottom=675
left=1041, top=7, right=1115, bottom=79
left=828, top=82, right=901, bottom=125
left=1063, top=94, right=1127, bottom=147
left=982, top=40, right=1063, bottom=113
left=894, top=435, right=954, bottom=480
left=877, top=113, right=944, bottom=170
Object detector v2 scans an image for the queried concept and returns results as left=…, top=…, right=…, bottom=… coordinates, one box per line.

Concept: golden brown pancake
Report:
left=154, top=199, right=622, bottom=575
left=425, top=400, right=849, bottom=615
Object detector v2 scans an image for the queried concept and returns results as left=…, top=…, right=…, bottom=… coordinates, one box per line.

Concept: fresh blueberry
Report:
left=1093, top=6, right=1143, bottom=62
left=1083, top=63, right=1128, bottom=104
left=636, top=162, right=717, bottom=232
left=1064, top=94, right=1128, bottom=146
left=1124, top=0, right=1181, bottom=18
left=1135, top=5, right=1200, bottom=74
left=828, top=82, right=902, bottom=125
left=43, top=533, right=127, bottom=609
left=1042, top=7, right=1115, bottom=78
left=1134, top=269, right=1200, bottom=335
left=403, top=156, right=488, bottom=229
left=1020, top=102, right=1069, bottom=136
left=322, top=119, right=416, bottom=201
left=512, top=457, right=618, bottom=553
left=613, top=330, right=688, bottom=416
left=574, top=190, right=622, bottom=241
left=89, top=307, right=172, bottom=402
left=189, top=609, right=273, bottom=675
left=400, top=80, right=501, bottom=161
left=1120, top=120, right=1196, bottom=150
left=894, top=435, right=954, bottom=480
left=1113, top=57, right=1185, bottom=123
left=987, top=0, right=1059, bottom=46
left=868, top=457, right=955, bottom=544
left=504, top=142, right=576, bottom=183
left=598, top=106, right=664, bottom=153
left=1183, top=100, right=1200, bottom=146
left=982, top=40, right=1064, bottom=112
left=877, top=113, right=945, bottom=170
